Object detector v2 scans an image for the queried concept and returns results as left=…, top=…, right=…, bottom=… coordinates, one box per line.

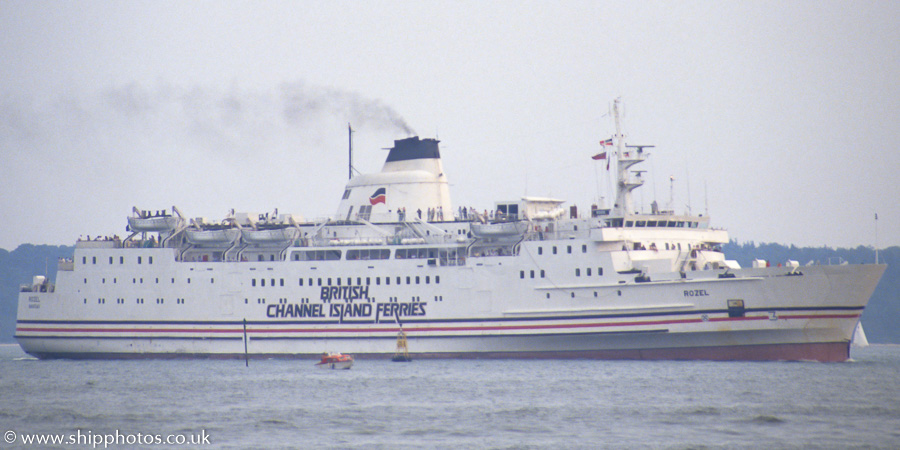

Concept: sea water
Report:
left=1, top=344, right=898, bottom=449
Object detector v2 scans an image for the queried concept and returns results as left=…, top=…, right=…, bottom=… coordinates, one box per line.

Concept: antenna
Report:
left=348, top=123, right=354, bottom=180
left=685, top=167, right=692, bottom=215
left=669, top=175, right=675, bottom=213
left=704, top=181, right=709, bottom=217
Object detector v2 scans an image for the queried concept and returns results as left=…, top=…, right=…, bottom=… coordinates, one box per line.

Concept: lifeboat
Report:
left=241, top=226, right=299, bottom=245
left=315, top=352, right=353, bottom=370
left=127, top=214, right=182, bottom=233
left=470, top=220, right=529, bottom=237
left=184, top=227, right=240, bottom=246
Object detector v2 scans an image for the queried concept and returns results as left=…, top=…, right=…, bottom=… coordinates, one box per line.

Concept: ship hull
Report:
left=16, top=259, right=884, bottom=362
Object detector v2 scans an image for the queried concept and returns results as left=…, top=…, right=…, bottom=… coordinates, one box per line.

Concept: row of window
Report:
left=291, top=248, right=466, bottom=263
left=626, top=220, right=701, bottom=228
left=251, top=275, right=442, bottom=287
left=84, top=297, right=184, bottom=304
left=575, top=267, right=604, bottom=276
left=85, top=277, right=208, bottom=284
left=519, top=267, right=605, bottom=279
left=82, top=255, right=153, bottom=265
left=537, top=244, right=588, bottom=255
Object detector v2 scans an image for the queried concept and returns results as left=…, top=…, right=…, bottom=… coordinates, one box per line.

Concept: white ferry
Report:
left=15, top=101, right=885, bottom=361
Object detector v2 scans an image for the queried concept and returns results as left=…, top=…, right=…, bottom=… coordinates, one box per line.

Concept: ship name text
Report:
left=684, top=289, right=710, bottom=297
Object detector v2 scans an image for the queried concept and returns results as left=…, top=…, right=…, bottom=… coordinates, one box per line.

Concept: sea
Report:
left=1, top=344, right=898, bottom=449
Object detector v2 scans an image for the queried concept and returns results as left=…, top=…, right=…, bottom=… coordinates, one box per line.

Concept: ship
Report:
left=15, top=100, right=886, bottom=361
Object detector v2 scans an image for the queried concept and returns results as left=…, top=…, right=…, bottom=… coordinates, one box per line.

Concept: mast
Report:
left=611, top=99, right=652, bottom=216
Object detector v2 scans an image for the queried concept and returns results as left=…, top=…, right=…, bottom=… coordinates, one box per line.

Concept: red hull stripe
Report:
left=16, top=313, right=860, bottom=335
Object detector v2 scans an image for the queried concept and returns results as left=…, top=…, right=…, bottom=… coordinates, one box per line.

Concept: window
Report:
left=436, top=276, right=440, bottom=284
left=567, top=245, right=572, bottom=254
left=552, top=247, right=557, bottom=255
left=109, top=256, right=113, bottom=264
left=357, top=204, right=372, bottom=221
left=299, top=278, right=304, bottom=286
left=587, top=268, right=592, bottom=276
left=530, top=270, right=535, bottom=279
left=347, top=248, right=390, bottom=260
left=261, top=279, right=265, bottom=287
left=294, top=250, right=342, bottom=261
left=538, top=247, right=543, bottom=255
left=342, top=189, right=351, bottom=199
left=520, top=271, right=525, bottom=279
left=582, top=245, right=587, bottom=253
left=120, top=256, right=124, bottom=264
left=540, top=270, right=545, bottom=278
left=137, top=256, right=142, bottom=264
left=252, top=279, right=257, bottom=287
left=598, top=267, right=603, bottom=276
left=575, top=268, right=581, bottom=276
left=92, top=256, right=97, bottom=264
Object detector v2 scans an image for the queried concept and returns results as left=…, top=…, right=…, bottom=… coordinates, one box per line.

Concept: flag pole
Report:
left=874, top=212, right=879, bottom=264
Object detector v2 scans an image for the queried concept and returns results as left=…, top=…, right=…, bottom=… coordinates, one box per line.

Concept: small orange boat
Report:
left=315, top=352, right=353, bottom=370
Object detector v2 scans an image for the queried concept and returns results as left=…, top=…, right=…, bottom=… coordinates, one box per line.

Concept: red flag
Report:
left=600, top=138, right=614, bottom=146
left=592, top=152, right=607, bottom=160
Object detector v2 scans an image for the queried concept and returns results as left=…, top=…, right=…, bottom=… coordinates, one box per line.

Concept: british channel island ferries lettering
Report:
left=15, top=100, right=886, bottom=361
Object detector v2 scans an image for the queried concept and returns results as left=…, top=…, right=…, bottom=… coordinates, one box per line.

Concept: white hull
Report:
left=15, top=247, right=884, bottom=361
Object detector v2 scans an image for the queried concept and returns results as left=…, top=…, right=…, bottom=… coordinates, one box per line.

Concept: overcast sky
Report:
left=1, top=0, right=898, bottom=251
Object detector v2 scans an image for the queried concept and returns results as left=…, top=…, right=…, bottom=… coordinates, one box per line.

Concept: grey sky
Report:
left=1, top=1, right=898, bottom=250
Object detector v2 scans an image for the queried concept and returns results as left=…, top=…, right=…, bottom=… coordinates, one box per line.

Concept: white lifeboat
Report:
left=185, top=227, right=241, bottom=246
left=470, top=221, right=529, bottom=237
left=241, top=227, right=299, bottom=245
left=127, top=208, right=184, bottom=233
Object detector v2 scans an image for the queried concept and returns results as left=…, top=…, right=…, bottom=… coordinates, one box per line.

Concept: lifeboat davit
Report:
left=315, top=352, right=353, bottom=370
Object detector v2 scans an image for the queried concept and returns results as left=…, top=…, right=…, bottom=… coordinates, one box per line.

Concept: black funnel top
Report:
left=385, top=137, right=441, bottom=163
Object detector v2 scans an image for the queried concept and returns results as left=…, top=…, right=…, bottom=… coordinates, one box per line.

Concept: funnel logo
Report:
left=369, top=187, right=386, bottom=205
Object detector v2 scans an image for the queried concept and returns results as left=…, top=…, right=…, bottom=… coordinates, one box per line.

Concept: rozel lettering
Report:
left=683, top=289, right=710, bottom=297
